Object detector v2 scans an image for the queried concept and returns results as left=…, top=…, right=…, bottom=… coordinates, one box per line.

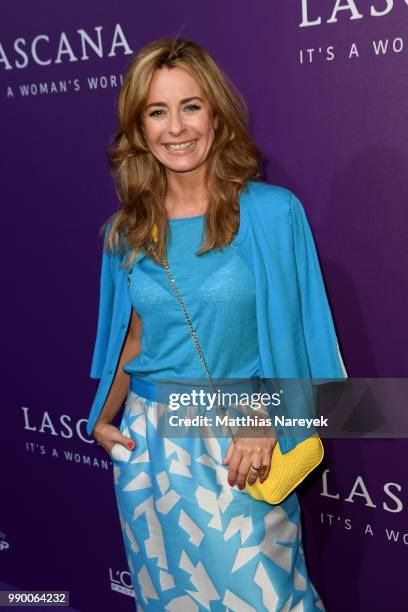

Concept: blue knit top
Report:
left=123, top=213, right=259, bottom=387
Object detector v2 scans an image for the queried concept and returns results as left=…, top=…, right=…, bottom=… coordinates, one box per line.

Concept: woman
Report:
left=88, top=37, right=346, bottom=611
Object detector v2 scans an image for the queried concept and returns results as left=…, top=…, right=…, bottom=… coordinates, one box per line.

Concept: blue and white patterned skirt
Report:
left=111, top=389, right=326, bottom=611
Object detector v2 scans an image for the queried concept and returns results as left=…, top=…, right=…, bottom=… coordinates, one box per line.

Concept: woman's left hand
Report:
left=223, top=410, right=277, bottom=489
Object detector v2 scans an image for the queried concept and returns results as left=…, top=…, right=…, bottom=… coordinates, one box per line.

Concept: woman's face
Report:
left=141, top=66, right=217, bottom=175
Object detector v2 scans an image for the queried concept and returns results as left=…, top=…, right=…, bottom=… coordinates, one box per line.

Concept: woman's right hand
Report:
left=93, top=419, right=135, bottom=456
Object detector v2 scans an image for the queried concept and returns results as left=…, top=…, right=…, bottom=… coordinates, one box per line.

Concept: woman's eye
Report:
left=185, top=104, right=201, bottom=112
left=147, top=104, right=201, bottom=118
left=149, top=109, right=164, bottom=118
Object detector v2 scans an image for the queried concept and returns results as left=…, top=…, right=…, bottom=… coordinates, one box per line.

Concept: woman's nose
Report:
left=168, top=111, right=186, bottom=136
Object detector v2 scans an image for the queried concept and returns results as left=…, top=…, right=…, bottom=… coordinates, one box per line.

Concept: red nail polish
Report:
left=238, top=484, right=244, bottom=490
left=228, top=479, right=234, bottom=486
left=128, top=441, right=135, bottom=450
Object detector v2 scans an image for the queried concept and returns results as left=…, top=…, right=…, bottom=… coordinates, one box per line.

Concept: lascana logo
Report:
left=0, top=532, right=10, bottom=551
left=21, top=407, right=93, bottom=444
left=321, top=469, right=404, bottom=513
left=0, top=24, right=132, bottom=70
left=300, top=0, right=408, bottom=27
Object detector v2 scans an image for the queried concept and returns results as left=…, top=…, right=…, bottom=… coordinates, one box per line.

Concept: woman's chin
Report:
left=163, top=159, right=205, bottom=174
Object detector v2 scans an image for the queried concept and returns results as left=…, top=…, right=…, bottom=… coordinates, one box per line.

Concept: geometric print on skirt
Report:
left=111, top=390, right=326, bottom=611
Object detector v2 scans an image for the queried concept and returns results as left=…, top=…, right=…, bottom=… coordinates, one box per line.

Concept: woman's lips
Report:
left=163, top=139, right=198, bottom=153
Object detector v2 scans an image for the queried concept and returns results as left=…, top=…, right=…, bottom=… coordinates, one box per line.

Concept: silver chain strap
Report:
left=161, top=254, right=237, bottom=443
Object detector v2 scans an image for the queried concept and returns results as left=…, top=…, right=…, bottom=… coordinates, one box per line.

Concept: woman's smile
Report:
left=163, top=138, right=198, bottom=153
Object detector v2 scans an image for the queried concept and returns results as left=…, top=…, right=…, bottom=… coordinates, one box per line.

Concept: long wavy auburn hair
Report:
left=102, top=37, right=263, bottom=267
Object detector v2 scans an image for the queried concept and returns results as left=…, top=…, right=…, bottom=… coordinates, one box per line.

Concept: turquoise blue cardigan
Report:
left=87, top=180, right=347, bottom=446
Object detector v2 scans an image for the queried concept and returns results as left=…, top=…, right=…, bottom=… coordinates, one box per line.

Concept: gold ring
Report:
left=258, top=465, right=267, bottom=478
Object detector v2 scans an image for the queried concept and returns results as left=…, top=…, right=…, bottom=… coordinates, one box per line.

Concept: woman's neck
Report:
left=164, top=165, right=209, bottom=218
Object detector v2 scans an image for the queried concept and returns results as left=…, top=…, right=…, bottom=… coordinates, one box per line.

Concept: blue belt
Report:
left=130, top=376, right=159, bottom=402
left=129, top=375, right=262, bottom=404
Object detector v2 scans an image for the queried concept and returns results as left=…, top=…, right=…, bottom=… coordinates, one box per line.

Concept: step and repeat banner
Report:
left=2, top=2, right=407, bottom=611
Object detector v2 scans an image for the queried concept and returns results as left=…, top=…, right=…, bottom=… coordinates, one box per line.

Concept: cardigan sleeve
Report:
left=89, top=233, right=115, bottom=380
left=290, top=193, right=348, bottom=381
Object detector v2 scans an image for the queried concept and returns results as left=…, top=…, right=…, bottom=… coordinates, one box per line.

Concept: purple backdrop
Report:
left=2, top=2, right=407, bottom=610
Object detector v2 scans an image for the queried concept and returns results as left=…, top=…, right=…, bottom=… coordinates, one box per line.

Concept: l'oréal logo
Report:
left=300, top=0, right=408, bottom=27
left=0, top=23, right=132, bottom=71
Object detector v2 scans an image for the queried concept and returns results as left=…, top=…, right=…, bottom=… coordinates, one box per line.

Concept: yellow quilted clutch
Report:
left=244, top=433, right=324, bottom=504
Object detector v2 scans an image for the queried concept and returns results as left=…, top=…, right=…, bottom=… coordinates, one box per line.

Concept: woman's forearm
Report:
left=95, top=334, right=140, bottom=426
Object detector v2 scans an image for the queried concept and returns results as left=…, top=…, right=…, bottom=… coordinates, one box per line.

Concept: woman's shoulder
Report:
left=243, top=179, right=297, bottom=222
left=241, top=180, right=303, bottom=236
